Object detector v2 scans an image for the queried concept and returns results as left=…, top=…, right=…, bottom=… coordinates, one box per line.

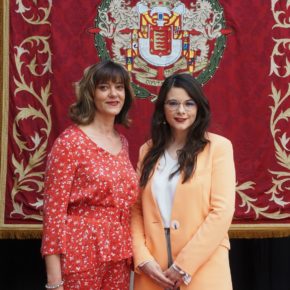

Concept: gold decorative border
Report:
left=0, top=0, right=9, bottom=231
left=0, top=0, right=42, bottom=237
left=0, top=0, right=52, bottom=238
left=230, top=0, right=290, bottom=237
left=230, top=224, right=290, bottom=239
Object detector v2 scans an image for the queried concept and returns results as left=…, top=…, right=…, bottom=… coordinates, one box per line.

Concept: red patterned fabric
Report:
left=41, top=125, right=138, bottom=272
left=63, top=259, right=130, bottom=290
left=1, top=0, right=290, bottom=237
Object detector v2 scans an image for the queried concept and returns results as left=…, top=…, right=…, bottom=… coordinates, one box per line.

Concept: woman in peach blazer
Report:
left=131, top=73, right=236, bottom=290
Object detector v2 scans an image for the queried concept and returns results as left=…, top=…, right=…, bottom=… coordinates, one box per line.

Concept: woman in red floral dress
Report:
left=41, top=60, right=138, bottom=290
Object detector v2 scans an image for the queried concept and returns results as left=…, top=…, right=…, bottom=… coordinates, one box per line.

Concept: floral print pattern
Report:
left=63, top=259, right=131, bottom=290
left=41, top=125, right=138, bottom=277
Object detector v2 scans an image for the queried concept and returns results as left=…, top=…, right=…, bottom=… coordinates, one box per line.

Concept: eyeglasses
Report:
left=164, top=99, right=196, bottom=111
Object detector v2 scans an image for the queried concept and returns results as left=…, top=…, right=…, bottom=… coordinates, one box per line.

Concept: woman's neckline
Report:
left=73, top=124, right=124, bottom=157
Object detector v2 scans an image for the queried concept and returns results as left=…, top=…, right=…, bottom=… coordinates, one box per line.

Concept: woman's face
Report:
left=94, top=79, right=125, bottom=117
left=164, top=86, right=198, bottom=135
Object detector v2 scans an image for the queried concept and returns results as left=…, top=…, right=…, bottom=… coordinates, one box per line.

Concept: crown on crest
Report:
left=146, top=0, right=176, bottom=8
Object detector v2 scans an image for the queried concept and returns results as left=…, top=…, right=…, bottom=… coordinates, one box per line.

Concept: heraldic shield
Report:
left=137, top=2, right=185, bottom=67
left=91, top=0, right=231, bottom=97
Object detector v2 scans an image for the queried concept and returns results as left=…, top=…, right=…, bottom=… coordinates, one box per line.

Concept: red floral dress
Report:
left=41, top=125, right=139, bottom=276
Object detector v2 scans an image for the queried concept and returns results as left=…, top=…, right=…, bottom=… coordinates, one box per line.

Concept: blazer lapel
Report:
left=146, top=158, right=184, bottom=225
left=145, top=161, right=164, bottom=224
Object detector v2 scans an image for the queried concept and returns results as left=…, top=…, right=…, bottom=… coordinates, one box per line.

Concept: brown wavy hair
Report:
left=69, top=60, right=134, bottom=127
left=140, top=73, right=211, bottom=187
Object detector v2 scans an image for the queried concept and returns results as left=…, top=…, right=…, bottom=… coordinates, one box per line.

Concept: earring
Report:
left=163, top=120, right=166, bottom=125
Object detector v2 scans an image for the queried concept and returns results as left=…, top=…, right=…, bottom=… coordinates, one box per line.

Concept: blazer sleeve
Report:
left=174, top=138, right=236, bottom=276
left=131, top=143, right=155, bottom=271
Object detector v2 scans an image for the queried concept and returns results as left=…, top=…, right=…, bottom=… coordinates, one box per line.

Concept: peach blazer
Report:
left=131, top=132, right=236, bottom=290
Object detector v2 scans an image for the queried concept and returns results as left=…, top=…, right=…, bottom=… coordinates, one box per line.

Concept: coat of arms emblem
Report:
left=90, top=0, right=230, bottom=98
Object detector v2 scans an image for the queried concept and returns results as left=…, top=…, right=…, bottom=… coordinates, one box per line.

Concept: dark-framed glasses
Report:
left=164, top=99, right=196, bottom=112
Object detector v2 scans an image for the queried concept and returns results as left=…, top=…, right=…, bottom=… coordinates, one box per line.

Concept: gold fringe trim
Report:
left=0, top=229, right=42, bottom=239
left=229, top=224, right=290, bottom=239
left=229, top=229, right=290, bottom=239
left=1, top=226, right=290, bottom=239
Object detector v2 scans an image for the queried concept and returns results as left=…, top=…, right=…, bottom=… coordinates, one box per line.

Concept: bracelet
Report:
left=45, top=280, right=64, bottom=289
left=171, top=264, right=192, bottom=285
left=171, top=264, right=185, bottom=276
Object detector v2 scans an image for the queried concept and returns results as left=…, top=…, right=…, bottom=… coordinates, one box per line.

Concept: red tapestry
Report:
left=1, top=0, right=290, bottom=238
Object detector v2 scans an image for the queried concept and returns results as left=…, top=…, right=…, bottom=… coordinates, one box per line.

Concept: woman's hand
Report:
left=164, top=267, right=184, bottom=289
left=139, top=261, right=175, bottom=289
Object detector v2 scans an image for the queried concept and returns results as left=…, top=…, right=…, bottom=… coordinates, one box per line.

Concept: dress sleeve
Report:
left=41, top=136, right=78, bottom=256
left=174, top=138, right=236, bottom=276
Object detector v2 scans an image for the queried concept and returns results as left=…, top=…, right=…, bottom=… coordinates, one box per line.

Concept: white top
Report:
left=151, top=150, right=180, bottom=228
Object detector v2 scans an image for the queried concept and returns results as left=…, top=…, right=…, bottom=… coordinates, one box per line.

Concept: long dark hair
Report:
left=69, top=60, right=134, bottom=127
left=140, top=73, right=211, bottom=187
